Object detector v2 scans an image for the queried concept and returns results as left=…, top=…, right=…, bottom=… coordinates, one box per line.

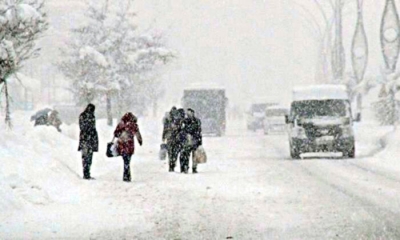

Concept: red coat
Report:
left=114, top=113, right=142, bottom=156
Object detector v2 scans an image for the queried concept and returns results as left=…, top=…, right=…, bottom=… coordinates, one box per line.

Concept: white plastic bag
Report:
left=193, top=146, right=207, bottom=164
left=110, top=142, right=119, bottom=157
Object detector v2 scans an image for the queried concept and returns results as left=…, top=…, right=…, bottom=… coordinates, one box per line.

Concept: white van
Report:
left=285, top=85, right=360, bottom=159
left=263, top=105, right=288, bottom=135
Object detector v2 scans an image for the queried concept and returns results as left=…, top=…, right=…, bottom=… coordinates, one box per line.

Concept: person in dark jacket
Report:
left=114, top=112, right=143, bottom=182
left=78, top=104, right=99, bottom=180
left=162, top=107, right=184, bottom=172
left=180, top=108, right=202, bottom=174
left=162, top=107, right=177, bottom=143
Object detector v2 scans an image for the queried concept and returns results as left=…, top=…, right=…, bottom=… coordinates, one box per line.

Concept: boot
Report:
left=192, top=167, right=198, bottom=174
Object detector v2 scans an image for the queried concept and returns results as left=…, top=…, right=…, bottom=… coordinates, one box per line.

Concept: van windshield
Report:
left=291, top=100, right=349, bottom=118
left=251, top=104, right=268, bottom=113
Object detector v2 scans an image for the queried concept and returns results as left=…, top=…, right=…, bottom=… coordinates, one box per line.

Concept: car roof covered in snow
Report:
left=185, top=82, right=225, bottom=90
left=266, top=105, right=288, bottom=110
left=293, top=85, right=349, bottom=101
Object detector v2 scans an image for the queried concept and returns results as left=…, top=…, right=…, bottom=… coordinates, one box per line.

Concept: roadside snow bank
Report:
left=376, top=128, right=400, bottom=161
left=0, top=112, right=83, bottom=212
left=354, top=123, right=392, bottom=158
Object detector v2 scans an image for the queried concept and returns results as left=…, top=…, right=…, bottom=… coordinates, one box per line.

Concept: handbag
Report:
left=159, top=143, right=168, bottom=160
left=106, top=137, right=119, bottom=157
left=193, top=146, right=207, bottom=164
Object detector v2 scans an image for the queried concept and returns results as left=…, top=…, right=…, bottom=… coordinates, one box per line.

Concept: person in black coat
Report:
left=78, top=104, right=99, bottom=180
left=180, top=108, right=202, bottom=174
left=162, top=107, right=185, bottom=172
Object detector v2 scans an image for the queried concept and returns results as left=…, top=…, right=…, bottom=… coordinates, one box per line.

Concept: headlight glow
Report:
left=341, top=126, right=353, bottom=137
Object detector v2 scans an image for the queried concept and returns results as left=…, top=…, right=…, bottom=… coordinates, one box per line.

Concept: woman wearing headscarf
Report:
left=78, top=104, right=98, bottom=180
left=114, top=112, right=143, bottom=182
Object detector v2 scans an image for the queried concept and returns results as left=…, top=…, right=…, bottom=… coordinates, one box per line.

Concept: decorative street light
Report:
left=381, top=0, right=400, bottom=73
left=380, top=0, right=400, bottom=126
left=351, top=0, right=368, bottom=118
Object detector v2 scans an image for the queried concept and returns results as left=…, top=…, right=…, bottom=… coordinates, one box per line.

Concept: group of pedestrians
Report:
left=78, top=104, right=142, bottom=182
left=77, top=103, right=202, bottom=181
left=162, top=106, right=203, bottom=174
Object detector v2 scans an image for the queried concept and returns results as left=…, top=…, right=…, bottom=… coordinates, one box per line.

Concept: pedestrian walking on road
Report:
left=180, top=108, right=202, bottom=174
left=78, top=104, right=98, bottom=180
left=162, top=107, right=184, bottom=172
left=114, top=112, right=143, bottom=182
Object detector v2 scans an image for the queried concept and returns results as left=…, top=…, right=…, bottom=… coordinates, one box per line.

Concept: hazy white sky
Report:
left=26, top=0, right=388, bottom=110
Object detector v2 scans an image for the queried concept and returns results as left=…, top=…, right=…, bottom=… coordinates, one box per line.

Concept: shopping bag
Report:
left=193, top=146, right=207, bottom=164
left=106, top=138, right=119, bottom=157
left=159, top=143, right=168, bottom=160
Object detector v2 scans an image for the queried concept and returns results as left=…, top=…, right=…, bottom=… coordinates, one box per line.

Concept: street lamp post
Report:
left=332, top=0, right=346, bottom=82
left=351, top=0, right=368, bottom=119
left=381, top=0, right=400, bottom=72
left=380, top=0, right=400, bottom=126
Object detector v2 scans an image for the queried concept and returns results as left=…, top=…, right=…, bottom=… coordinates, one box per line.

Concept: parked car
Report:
left=263, top=106, right=288, bottom=135
left=285, top=85, right=360, bottom=159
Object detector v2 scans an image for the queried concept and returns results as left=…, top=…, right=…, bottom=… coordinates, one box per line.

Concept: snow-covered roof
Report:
left=293, top=85, right=349, bottom=101
left=266, top=105, right=288, bottom=110
left=185, top=82, right=225, bottom=90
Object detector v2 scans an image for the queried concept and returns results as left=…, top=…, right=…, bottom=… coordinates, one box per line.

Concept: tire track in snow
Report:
left=294, top=161, right=400, bottom=239
left=346, top=161, right=400, bottom=184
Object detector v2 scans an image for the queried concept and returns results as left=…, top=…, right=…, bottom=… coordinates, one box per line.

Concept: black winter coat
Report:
left=78, top=107, right=99, bottom=152
left=181, top=117, right=202, bottom=148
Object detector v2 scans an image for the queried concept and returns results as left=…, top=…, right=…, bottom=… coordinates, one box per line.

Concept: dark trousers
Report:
left=168, top=143, right=181, bottom=169
left=180, top=145, right=195, bottom=172
left=123, top=154, right=132, bottom=181
left=82, top=148, right=93, bottom=178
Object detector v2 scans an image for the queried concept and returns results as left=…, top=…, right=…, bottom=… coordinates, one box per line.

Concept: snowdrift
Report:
left=0, top=111, right=159, bottom=215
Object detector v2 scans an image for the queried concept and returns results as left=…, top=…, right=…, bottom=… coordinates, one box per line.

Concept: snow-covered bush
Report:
left=372, top=88, right=400, bottom=126
left=0, top=0, right=48, bottom=126
left=58, top=0, right=175, bottom=125
left=371, top=71, right=400, bottom=126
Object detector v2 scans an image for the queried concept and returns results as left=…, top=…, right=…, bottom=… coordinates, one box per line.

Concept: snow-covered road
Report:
left=2, top=117, right=400, bottom=239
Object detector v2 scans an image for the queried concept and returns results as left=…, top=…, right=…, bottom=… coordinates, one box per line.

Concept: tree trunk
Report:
left=106, top=92, right=113, bottom=126
left=153, top=99, right=158, bottom=117
left=4, top=79, right=12, bottom=128
left=116, top=93, right=122, bottom=119
left=356, top=93, right=362, bottom=120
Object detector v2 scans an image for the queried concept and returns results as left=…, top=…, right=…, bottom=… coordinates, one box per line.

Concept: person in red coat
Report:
left=114, top=112, right=143, bottom=182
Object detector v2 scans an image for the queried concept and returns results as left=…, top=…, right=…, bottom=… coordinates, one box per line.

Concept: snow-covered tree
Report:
left=290, top=0, right=353, bottom=83
left=58, top=0, right=174, bottom=125
left=0, top=0, right=48, bottom=126
left=371, top=71, right=400, bottom=126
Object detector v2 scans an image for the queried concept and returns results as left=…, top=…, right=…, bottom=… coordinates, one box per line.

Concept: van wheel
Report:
left=216, top=130, right=222, bottom=137
left=290, top=143, right=301, bottom=159
left=343, top=146, right=355, bottom=159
